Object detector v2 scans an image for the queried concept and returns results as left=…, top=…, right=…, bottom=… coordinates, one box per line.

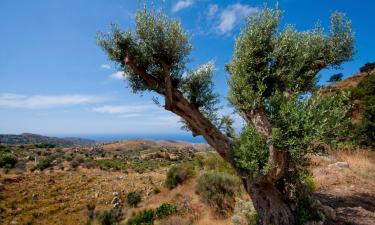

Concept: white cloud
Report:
left=218, top=3, right=258, bottom=33
left=0, top=93, right=103, bottom=109
left=110, top=71, right=126, bottom=80
left=208, top=4, right=219, bottom=17
left=92, top=104, right=155, bottom=114
left=172, top=0, right=194, bottom=13
left=100, top=64, right=111, bottom=69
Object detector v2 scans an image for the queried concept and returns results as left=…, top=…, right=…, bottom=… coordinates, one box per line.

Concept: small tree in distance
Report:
left=328, top=73, right=344, bottom=83
left=98, top=5, right=354, bottom=225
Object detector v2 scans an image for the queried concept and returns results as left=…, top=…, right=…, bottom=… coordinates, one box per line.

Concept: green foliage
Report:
left=127, top=192, right=141, bottom=207
left=98, top=208, right=123, bottom=225
left=352, top=72, right=375, bottom=146
left=269, top=92, right=351, bottom=161
left=196, top=172, right=241, bottom=218
left=96, top=159, right=127, bottom=171
left=180, top=62, right=220, bottom=128
left=0, top=152, right=18, bottom=168
left=227, top=7, right=354, bottom=111
left=300, top=173, right=316, bottom=192
left=360, top=62, right=375, bottom=73
left=295, top=196, right=322, bottom=225
left=98, top=9, right=191, bottom=93
left=33, top=156, right=55, bottom=171
left=126, top=209, right=155, bottom=225
left=328, top=73, right=343, bottom=83
left=165, top=163, right=195, bottom=189
left=155, top=203, right=177, bottom=219
left=233, top=126, right=271, bottom=177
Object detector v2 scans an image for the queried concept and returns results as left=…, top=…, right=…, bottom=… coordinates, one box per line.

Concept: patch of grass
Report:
left=95, top=159, right=127, bottom=171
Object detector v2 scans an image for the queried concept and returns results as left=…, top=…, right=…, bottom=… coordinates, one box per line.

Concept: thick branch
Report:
left=125, top=56, right=233, bottom=159
left=161, top=61, right=174, bottom=110
left=243, top=108, right=287, bottom=182
left=124, top=56, right=161, bottom=93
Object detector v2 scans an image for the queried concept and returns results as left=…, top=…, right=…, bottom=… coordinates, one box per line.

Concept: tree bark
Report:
left=242, top=176, right=295, bottom=225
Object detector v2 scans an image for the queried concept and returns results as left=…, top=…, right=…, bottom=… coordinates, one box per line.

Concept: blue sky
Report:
left=0, top=0, right=374, bottom=138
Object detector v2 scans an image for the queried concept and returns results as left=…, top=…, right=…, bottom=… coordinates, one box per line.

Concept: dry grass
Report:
left=311, top=150, right=375, bottom=193
left=333, top=150, right=375, bottom=176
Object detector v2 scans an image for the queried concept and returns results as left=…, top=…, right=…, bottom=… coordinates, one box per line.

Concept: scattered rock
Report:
left=322, top=205, right=336, bottom=220
left=328, top=161, right=349, bottom=169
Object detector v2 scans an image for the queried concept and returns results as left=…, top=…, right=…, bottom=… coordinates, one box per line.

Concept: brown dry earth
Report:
left=0, top=150, right=374, bottom=225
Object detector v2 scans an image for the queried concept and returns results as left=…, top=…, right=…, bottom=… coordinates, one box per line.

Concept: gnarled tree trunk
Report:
left=242, top=176, right=295, bottom=225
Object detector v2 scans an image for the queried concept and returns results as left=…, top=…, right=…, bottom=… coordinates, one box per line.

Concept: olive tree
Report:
left=98, top=6, right=354, bottom=225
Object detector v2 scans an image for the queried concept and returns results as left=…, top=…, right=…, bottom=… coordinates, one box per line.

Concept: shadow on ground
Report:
left=316, top=192, right=375, bottom=225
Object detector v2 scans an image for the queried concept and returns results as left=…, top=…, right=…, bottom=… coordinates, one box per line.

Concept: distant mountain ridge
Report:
left=0, top=133, right=95, bottom=146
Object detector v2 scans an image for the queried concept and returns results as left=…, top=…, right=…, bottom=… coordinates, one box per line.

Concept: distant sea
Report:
left=57, top=133, right=206, bottom=143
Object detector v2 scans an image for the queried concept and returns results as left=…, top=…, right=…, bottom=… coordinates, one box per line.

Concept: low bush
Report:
left=155, top=203, right=177, bottom=219
left=33, top=156, right=55, bottom=171
left=127, top=192, right=141, bottom=207
left=126, top=209, right=154, bottom=225
left=231, top=198, right=258, bottom=225
left=165, top=163, right=195, bottom=189
left=0, top=153, right=18, bottom=168
left=98, top=208, right=123, bottom=225
left=70, top=156, right=85, bottom=169
left=196, top=172, right=241, bottom=218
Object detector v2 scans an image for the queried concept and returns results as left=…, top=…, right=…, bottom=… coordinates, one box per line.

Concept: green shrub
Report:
left=360, top=62, right=375, bottom=73
left=0, top=153, right=18, bottom=168
left=126, top=209, right=154, bottom=225
left=165, top=163, right=195, bottom=189
left=98, top=208, right=123, bottom=225
left=196, top=172, right=241, bottom=218
left=33, top=156, right=55, bottom=171
left=352, top=72, right=375, bottom=147
left=155, top=203, right=177, bottom=219
left=70, top=156, right=85, bottom=169
left=127, top=192, right=141, bottom=207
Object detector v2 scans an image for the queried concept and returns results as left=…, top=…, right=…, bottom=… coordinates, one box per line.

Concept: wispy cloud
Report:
left=208, top=4, right=219, bottom=17
left=92, top=104, right=155, bottom=114
left=0, top=93, right=103, bottom=109
left=217, top=3, right=258, bottom=33
left=172, top=0, right=194, bottom=13
left=110, top=71, right=126, bottom=80
left=100, top=64, right=111, bottom=69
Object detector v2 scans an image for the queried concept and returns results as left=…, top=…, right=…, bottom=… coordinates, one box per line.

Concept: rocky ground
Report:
left=0, top=141, right=374, bottom=225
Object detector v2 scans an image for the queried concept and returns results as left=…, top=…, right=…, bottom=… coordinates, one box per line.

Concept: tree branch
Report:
left=124, top=56, right=233, bottom=159
left=124, top=56, right=162, bottom=93
left=160, top=61, right=174, bottom=110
